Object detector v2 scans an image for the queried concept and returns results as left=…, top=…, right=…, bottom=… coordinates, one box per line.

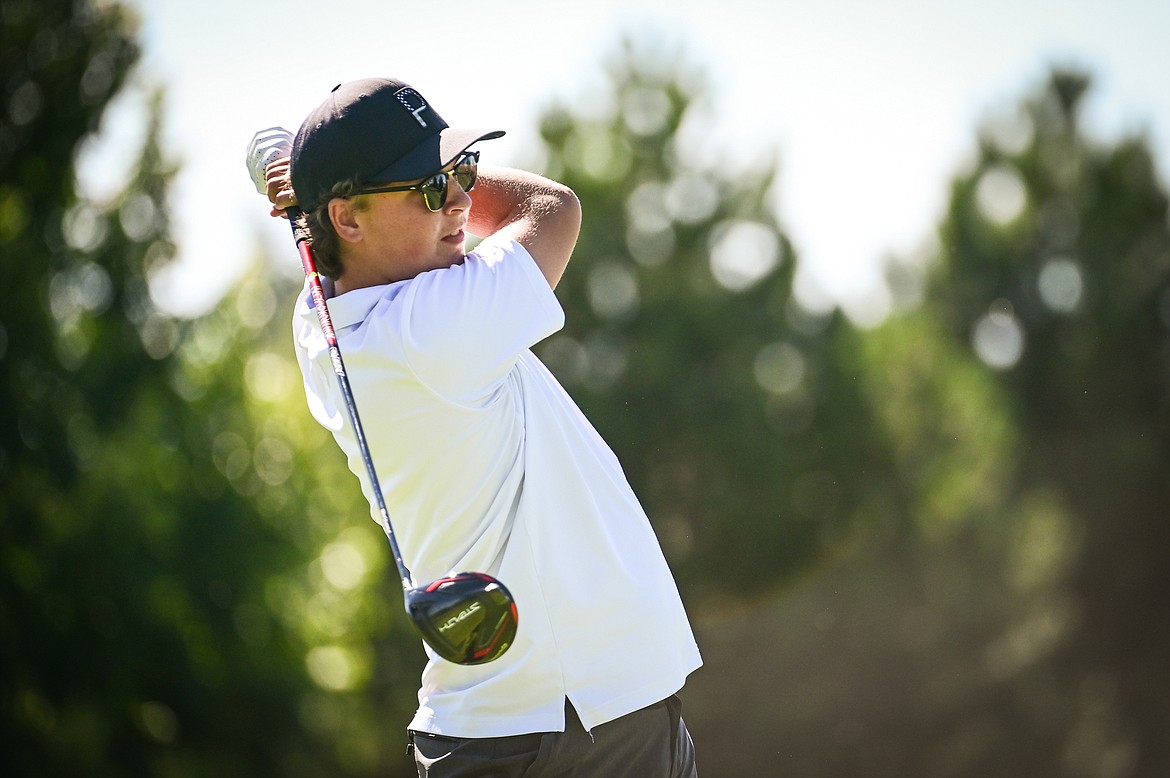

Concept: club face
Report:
left=406, top=573, right=518, bottom=665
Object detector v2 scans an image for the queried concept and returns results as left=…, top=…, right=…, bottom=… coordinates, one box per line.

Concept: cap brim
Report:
left=371, top=128, right=505, bottom=184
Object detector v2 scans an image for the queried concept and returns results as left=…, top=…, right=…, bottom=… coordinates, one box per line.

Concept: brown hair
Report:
left=303, top=179, right=366, bottom=280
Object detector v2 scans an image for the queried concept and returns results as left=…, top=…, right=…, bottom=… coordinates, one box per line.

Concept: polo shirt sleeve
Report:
left=393, top=238, right=565, bottom=404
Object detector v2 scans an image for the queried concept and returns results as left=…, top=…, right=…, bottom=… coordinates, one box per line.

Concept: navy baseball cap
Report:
left=290, top=78, right=505, bottom=212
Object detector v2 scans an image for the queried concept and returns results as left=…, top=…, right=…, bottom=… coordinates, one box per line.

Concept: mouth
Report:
left=442, top=226, right=466, bottom=244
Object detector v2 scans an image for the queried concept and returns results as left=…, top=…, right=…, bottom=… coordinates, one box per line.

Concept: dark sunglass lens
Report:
left=420, top=173, right=448, bottom=211
left=454, top=154, right=477, bottom=191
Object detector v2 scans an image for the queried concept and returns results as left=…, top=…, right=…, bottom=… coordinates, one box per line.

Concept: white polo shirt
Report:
left=292, top=237, right=701, bottom=738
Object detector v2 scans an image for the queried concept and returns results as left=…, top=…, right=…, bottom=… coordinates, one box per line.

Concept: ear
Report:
left=327, top=197, right=364, bottom=245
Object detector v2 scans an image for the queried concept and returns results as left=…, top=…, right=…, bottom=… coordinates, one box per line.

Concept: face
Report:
left=328, top=158, right=474, bottom=290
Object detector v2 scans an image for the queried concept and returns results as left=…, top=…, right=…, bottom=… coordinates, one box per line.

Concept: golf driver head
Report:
left=407, top=572, right=518, bottom=665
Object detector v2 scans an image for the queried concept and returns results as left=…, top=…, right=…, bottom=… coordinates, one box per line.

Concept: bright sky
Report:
left=84, top=0, right=1170, bottom=325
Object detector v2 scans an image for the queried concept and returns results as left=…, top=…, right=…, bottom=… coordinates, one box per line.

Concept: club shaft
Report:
left=286, top=208, right=413, bottom=592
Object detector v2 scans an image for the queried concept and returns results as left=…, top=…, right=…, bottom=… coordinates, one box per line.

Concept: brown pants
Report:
left=409, top=695, right=697, bottom=777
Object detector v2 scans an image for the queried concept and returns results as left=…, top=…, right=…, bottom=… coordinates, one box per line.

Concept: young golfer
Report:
left=264, top=77, right=702, bottom=777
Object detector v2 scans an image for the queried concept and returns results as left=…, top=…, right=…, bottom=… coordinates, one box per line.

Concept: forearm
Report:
left=468, top=166, right=582, bottom=288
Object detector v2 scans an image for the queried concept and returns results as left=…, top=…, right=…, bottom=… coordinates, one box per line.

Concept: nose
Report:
left=445, top=177, right=472, bottom=211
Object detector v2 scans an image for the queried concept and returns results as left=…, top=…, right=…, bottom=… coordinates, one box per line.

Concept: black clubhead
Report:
left=406, top=573, right=518, bottom=665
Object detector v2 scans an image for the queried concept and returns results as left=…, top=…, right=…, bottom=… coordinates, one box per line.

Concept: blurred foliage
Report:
left=4, top=4, right=1169, bottom=776
left=531, top=36, right=893, bottom=597
left=684, top=68, right=1170, bottom=776
left=1, top=0, right=421, bottom=775
left=909, top=68, right=1170, bottom=774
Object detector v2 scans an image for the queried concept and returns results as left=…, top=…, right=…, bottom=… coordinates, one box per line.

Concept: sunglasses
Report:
left=356, top=151, right=479, bottom=211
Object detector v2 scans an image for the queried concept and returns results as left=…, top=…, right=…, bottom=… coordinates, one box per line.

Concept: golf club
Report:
left=246, top=127, right=518, bottom=665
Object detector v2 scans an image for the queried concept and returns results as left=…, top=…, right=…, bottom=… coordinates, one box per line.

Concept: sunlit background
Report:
left=89, top=0, right=1170, bottom=324
left=7, top=1, right=1170, bottom=775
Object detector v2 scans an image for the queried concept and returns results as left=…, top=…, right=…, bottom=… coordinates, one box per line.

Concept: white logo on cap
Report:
left=396, top=89, right=429, bottom=128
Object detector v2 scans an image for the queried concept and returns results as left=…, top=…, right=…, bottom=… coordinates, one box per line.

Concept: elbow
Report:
left=525, top=181, right=582, bottom=246
left=549, top=181, right=582, bottom=226
left=549, top=183, right=582, bottom=240
left=529, top=184, right=582, bottom=289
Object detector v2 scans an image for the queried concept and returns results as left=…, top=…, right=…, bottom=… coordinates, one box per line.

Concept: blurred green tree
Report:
left=531, top=37, right=891, bottom=598
left=11, top=4, right=1166, bottom=774
left=679, top=68, right=1170, bottom=777
left=1, top=1, right=421, bottom=775
left=919, top=67, right=1170, bottom=775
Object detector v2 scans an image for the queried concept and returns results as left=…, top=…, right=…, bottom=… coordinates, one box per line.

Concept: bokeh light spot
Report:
left=587, top=261, right=640, bottom=320
left=973, top=299, right=1025, bottom=370
left=753, top=341, right=805, bottom=395
left=1038, top=257, right=1083, bottom=313
left=976, top=164, right=1028, bottom=225
left=708, top=220, right=779, bottom=292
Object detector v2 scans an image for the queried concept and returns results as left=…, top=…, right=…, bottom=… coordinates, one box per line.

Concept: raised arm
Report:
left=467, top=166, right=582, bottom=289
